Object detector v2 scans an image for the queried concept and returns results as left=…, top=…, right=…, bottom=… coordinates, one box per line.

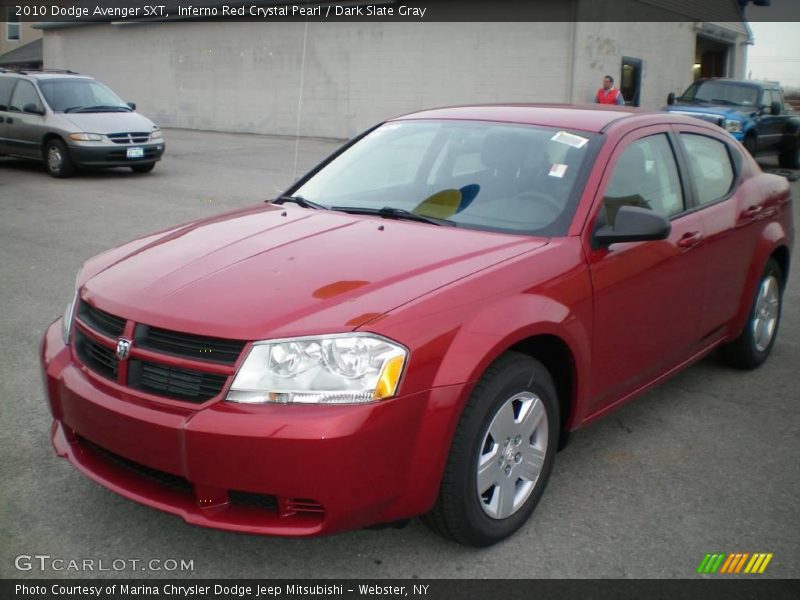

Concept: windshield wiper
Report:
left=64, top=105, right=131, bottom=113
left=331, top=206, right=454, bottom=227
left=272, top=194, right=329, bottom=210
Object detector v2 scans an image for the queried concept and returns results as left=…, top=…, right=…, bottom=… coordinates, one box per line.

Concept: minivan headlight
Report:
left=226, top=334, right=407, bottom=404
left=150, top=129, right=163, bottom=141
left=69, top=133, right=104, bottom=141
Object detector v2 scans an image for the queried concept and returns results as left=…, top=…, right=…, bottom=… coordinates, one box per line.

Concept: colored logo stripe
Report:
left=698, top=553, right=773, bottom=574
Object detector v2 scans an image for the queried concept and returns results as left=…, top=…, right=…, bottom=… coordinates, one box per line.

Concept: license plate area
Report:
left=127, top=147, right=144, bottom=159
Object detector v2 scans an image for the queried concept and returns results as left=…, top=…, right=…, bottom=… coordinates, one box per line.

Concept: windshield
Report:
left=293, top=120, right=596, bottom=236
left=679, top=81, right=758, bottom=107
left=37, top=78, right=129, bottom=112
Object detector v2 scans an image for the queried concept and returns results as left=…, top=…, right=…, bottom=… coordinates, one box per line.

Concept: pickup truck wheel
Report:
left=778, top=141, right=800, bottom=170
left=743, top=133, right=758, bottom=157
left=422, top=352, right=559, bottom=546
left=720, top=258, right=783, bottom=370
left=44, top=139, right=76, bottom=178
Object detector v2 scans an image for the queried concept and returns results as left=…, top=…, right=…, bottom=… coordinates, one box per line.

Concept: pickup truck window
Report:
left=680, top=80, right=758, bottom=107
left=679, top=134, right=735, bottom=206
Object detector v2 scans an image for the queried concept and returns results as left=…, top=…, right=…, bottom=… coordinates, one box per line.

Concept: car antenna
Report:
left=291, top=13, right=310, bottom=182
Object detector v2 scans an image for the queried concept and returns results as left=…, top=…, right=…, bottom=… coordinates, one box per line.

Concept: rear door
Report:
left=583, top=126, right=707, bottom=413
left=673, top=125, right=764, bottom=339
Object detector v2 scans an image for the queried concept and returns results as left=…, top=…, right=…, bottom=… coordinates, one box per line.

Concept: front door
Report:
left=583, top=127, right=706, bottom=414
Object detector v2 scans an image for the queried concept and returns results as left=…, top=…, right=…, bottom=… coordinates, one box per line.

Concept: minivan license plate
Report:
left=127, top=147, right=144, bottom=159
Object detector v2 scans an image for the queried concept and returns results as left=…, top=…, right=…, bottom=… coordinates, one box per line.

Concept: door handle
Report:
left=5, top=117, right=12, bottom=124
left=740, top=205, right=763, bottom=219
left=677, top=231, right=703, bottom=249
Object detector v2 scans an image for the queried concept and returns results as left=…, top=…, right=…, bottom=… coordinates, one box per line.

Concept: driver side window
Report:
left=601, top=134, right=684, bottom=227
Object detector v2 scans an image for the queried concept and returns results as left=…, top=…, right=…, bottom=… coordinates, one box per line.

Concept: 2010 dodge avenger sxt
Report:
left=41, top=105, right=793, bottom=546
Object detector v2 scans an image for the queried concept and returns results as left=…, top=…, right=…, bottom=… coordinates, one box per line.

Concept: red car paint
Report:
left=41, top=106, right=793, bottom=536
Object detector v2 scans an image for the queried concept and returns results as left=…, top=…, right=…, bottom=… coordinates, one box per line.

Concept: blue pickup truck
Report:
left=664, top=78, right=800, bottom=169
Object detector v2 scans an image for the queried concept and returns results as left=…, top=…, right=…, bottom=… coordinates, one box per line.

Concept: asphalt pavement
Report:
left=1, top=129, right=798, bottom=579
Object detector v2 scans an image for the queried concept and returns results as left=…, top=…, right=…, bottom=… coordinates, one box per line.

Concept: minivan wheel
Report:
left=130, top=162, right=155, bottom=174
left=423, top=352, right=559, bottom=546
left=720, top=258, right=783, bottom=370
left=44, top=139, right=76, bottom=178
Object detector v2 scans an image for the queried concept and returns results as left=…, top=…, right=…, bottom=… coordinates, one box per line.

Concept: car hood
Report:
left=61, top=111, right=157, bottom=134
left=663, top=102, right=752, bottom=120
left=80, top=204, right=547, bottom=340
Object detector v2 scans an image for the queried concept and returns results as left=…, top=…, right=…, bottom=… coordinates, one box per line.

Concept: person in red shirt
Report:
left=596, top=75, right=625, bottom=105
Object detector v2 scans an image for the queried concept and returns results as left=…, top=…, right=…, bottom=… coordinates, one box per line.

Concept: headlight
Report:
left=150, top=129, right=163, bottom=141
left=226, top=334, right=407, bottom=404
left=724, top=119, right=742, bottom=133
left=61, top=291, right=78, bottom=345
left=69, top=133, right=104, bottom=141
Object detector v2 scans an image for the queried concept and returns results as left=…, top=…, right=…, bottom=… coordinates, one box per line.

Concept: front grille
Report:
left=107, top=132, right=151, bottom=144
left=135, top=325, right=245, bottom=365
left=73, top=303, right=242, bottom=404
left=77, top=300, right=126, bottom=338
left=229, top=490, right=279, bottom=511
left=80, top=436, right=193, bottom=494
left=74, top=330, right=118, bottom=380
left=128, top=360, right=228, bottom=403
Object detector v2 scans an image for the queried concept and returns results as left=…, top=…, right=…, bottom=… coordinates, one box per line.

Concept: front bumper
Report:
left=41, top=320, right=467, bottom=536
left=67, top=141, right=165, bottom=167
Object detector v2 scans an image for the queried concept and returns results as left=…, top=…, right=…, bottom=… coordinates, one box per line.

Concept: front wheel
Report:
left=44, top=139, right=76, bottom=178
left=423, top=352, right=559, bottom=546
left=720, top=258, right=784, bottom=369
left=743, top=133, right=758, bottom=157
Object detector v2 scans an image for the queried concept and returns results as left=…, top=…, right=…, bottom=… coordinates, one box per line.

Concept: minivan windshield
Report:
left=38, top=78, right=131, bottom=112
left=293, top=120, right=596, bottom=236
left=678, top=81, right=759, bottom=107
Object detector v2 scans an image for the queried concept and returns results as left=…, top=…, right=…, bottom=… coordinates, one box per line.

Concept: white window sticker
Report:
left=548, top=163, right=568, bottom=178
left=551, top=131, right=589, bottom=149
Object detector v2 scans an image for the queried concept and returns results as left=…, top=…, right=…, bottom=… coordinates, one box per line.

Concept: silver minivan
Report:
left=0, top=69, right=165, bottom=177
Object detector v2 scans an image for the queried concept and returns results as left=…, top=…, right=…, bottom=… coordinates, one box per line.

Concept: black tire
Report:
left=720, top=258, right=784, bottom=370
left=44, top=139, right=76, bottom=178
left=422, top=352, right=559, bottom=546
left=778, top=139, right=800, bottom=170
left=130, top=162, right=156, bottom=174
left=743, top=132, right=758, bottom=157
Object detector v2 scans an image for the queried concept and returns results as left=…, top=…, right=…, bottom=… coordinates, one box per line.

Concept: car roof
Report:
left=391, top=104, right=671, bottom=134
left=694, top=78, right=779, bottom=89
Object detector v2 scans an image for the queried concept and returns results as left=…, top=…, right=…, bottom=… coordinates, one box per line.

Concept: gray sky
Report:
left=746, top=0, right=800, bottom=89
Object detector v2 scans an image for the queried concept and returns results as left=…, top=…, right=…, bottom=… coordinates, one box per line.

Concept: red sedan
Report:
left=41, top=105, right=793, bottom=546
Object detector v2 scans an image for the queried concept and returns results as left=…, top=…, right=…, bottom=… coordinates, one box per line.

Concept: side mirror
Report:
left=127, top=101, right=136, bottom=111
left=593, top=205, right=671, bottom=247
left=770, top=101, right=781, bottom=115
left=22, top=103, right=44, bottom=115
left=667, top=92, right=676, bottom=106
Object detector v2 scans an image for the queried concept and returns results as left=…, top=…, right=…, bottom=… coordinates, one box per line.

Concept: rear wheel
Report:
left=423, top=352, right=559, bottom=546
left=720, top=258, right=783, bottom=369
left=44, top=139, right=75, bottom=178
left=130, top=162, right=156, bottom=174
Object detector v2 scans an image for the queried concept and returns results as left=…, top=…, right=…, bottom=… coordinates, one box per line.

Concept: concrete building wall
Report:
left=569, top=21, right=698, bottom=107
left=44, top=22, right=574, bottom=139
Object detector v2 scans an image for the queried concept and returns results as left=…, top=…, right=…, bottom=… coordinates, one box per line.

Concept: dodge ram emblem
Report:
left=116, top=338, right=132, bottom=360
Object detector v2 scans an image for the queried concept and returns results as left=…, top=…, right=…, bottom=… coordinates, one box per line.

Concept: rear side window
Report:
left=679, top=134, right=735, bottom=206
left=0, top=77, right=17, bottom=110
left=601, top=133, right=685, bottom=226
